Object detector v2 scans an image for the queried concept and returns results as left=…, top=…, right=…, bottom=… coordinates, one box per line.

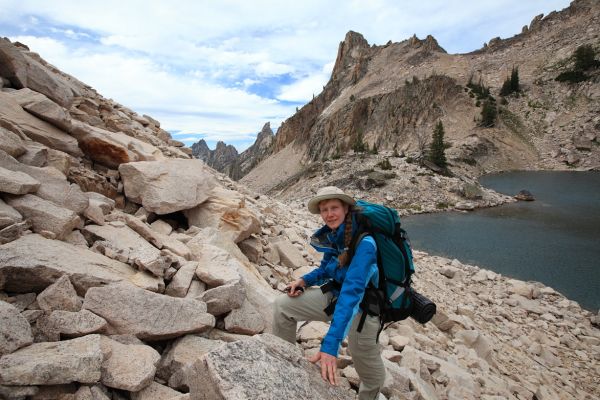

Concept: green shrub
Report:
left=574, top=44, right=599, bottom=71
left=352, top=131, right=366, bottom=153
left=480, top=100, right=497, bottom=127
left=377, top=158, right=392, bottom=170
left=436, top=202, right=449, bottom=209
left=500, top=66, right=520, bottom=97
left=555, top=70, right=588, bottom=83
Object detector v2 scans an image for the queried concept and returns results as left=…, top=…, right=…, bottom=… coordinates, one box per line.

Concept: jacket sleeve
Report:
left=320, top=236, right=377, bottom=357
left=301, top=252, right=333, bottom=287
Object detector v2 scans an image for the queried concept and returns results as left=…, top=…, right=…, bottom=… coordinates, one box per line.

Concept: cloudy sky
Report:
left=1, top=0, right=571, bottom=151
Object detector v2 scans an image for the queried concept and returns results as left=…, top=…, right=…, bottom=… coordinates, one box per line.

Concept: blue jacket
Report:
left=302, top=214, right=379, bottom=357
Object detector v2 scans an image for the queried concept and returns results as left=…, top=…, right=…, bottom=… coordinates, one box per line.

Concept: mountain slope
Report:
left=241, top=0, right=600, bottom=196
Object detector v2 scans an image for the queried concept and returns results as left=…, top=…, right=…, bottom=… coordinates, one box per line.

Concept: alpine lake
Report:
left=403, top=171, right=600, bottom=313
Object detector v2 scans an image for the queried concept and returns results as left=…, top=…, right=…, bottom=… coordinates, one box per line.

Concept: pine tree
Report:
left=428, top=121, right=447, bottom=168
left=480, top=100, right=497, bottom=127
left=510, top=66, right=520, bottom=93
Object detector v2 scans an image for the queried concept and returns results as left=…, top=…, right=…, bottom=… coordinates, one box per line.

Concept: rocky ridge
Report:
left=0, top=30, right=599, bottom=400
left=240, top=0, right=600, bottom=196
left=191, top=122, right=274, bottom=181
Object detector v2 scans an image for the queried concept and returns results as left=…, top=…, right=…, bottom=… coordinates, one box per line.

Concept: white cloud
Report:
left=277, top=61, right=334, bottom=103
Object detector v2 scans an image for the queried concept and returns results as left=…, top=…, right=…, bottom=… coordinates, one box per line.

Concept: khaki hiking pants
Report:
left=272, top=287, right=385, bottom=400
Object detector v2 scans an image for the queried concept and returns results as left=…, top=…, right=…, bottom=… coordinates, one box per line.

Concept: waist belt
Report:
left=321, top=280, right=341, bottom=316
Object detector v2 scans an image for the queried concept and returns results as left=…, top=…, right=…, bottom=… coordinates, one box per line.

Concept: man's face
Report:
left=319, top=199, right=349, bottom=230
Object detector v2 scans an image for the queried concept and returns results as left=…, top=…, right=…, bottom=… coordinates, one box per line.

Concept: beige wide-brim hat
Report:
left=307, top=186, right=356, bottom=214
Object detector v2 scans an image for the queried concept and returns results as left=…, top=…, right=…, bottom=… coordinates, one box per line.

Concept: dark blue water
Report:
left=404, top=171, right=600, bottom=312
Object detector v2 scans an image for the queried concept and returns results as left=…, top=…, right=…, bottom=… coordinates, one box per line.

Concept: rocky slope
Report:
left=240, top=0, right=600, bottom=196
left=0, top=27, right=599, bottom=400
left=191, top=139, right=239, bottom=178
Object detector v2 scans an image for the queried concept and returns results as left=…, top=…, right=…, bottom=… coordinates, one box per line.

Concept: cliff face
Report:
left=242, top=0, right=600, bottom=194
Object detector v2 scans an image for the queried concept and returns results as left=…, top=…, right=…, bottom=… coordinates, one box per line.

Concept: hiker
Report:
left=272, top=186, right=385, bottom=400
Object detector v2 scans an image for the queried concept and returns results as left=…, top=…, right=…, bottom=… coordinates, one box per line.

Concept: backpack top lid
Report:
left=354, top=200, right=400, bottom=236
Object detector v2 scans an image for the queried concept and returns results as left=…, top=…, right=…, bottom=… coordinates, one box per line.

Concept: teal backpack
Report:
left=349, top=200, right=416, bottom=328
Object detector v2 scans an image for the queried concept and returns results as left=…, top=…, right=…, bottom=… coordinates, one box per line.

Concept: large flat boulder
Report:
left=0, top=234, right=139, bottom=294
left=0, top=334, right=103, bottom=385
left=83, top=282, right=215, bottom=340
left=9, top=88, right=72, bottom=132
left=82, top=223, right=168, bottom=277
left=7, top=194, right=81, bottom=240
left=0, top=300, right=33, bottom=356
left=188, top=334, right=355, bottom=400
left=37, top=309, right=108, bottom=339
left=0, top=150, right=88, bottom=214
left=0, top=166, right=39, bottom=194
left=70, top=120, right=164, bottom=169
left=119, top=159, right=216, bottom=214
left=0, top=38, right=76, bottom=107
left=0, top=91, right=80, bottom=156
left=184, top=186, right=260, bottom=243
left=100, top=336, right=160, bottom=391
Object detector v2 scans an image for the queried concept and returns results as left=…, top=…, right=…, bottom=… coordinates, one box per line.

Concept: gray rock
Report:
left=274, top=239, right=306, bottom=270
left=119, top=159, right=216, bottom=214
left=0, top=91, right=81, bottom=157
left=0, top=167, right=40, bottom=194
left=17, top=141, right=48, bottom=167
left=165, top=261, right=197, bottom=297
left=39, top=309, right=107, bottom=338
left=37, top=274, right=82, bottom=312
left=194, top=244, right=242, bottom=286
left=0, top=234, right=139, bottom=294
left=381, top=360, right=411, bottom=398
left=0, top=198, right=22, bottom=230
left=5, top=292, right=36, bottom=312
left=188, top=334, right=355, bottom=400
left=131, top=381, right=187, bottom=400
left=7, top=194, right=81, bottom=240
left=74, top=385, right=112, bottom=400
left=184, top=186, right=260, bottom=243
left=0, top=126, right=26, bottom=158
left=10, top=88, right=73, bottom=132
left=73, top=122, right=163, bottom=169
left=150, top=219, right=173, bottom=235
left=83, top=282, right=215, bottom=340
left=0, top=150, right=88, bottom=214
left=224, top=299, right=265, bottom=335
left=0, top=300, right=33, bottom=356
left=454, top=329, right=493, bottom=363
left=157, top=335, right=225, bottom=391
left=82, top=223, right=167, bottom=276
left=0, top=39, right=77, bottom=107
left=100, top=336, right=161, bottom=391
left=238, top=236, right=263, bottom=263
left=87, top=192, right=115, bottom=215
left=199, top=281, right=245, bottom=316
left=0, top=385, right=39, bottom=399
left=0, top=334, right=103, bottom=385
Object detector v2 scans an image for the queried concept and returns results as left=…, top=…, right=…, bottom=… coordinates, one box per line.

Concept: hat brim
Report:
left=307, top=193, right=356, bottom=214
